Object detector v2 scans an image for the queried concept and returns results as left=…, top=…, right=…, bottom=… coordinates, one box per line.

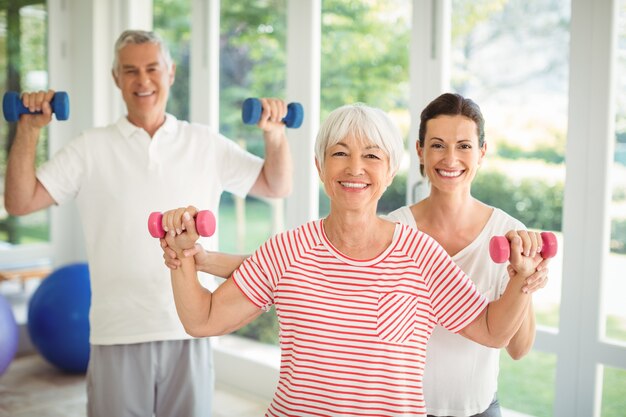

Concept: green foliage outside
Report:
left=218, top=198, right=279, bottom=343
left=472, top=169, right=563, bottom=232
left=0, top=216, right=48, bottom=244
left=602, top=367, right=626, bottom=417
left=218, top=196, right=273, bottom=254
left=494, top=129, right=567, bottom=165
left=498, top=309, right=626, bottom=417
left=499, top=350, right=556, bottom=417
left=153, top=0, right=191, bottom=120
left=0, top=2, right=50, bottom=244
left=606, top=314, right=626, bottom=342
left=320, top=0, right=409, bottom=116
left=232, top=306, right=279, bottom=345
left=611, top=219, right=626, bottom=254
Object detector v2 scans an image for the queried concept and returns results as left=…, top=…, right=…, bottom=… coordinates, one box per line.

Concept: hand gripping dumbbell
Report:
left=3, top=91, right=70, bottom=122
left=489, top=231, right=558, bottom=263
left=241, top=97, right=304, bottom=129
left=148, top=210, right=216, bottom=239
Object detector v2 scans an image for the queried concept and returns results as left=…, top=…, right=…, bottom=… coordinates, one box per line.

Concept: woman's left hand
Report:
left=508, top=256, right=550, bottom=294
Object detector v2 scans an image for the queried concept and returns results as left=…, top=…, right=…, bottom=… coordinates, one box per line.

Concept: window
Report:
left=499, top=350, right=557, bottom=416
left=606, top=0, right=626, bottom=346
left=451, top=0, right=570, bottom=414
left=452, top=0, right=569, bottom=330
left=217, top=0, right=287, bottom=254
left=154, top=0, right=287, bottom=255
left=319, top=0, right=410, bottom=217
left=154, top=0, right=288, bottom=345
left=601, top=366, right=626, bottom=416
left=153, top=0, right=191, bottom=121
left=598, top=2, right=626, bottom=414
left=217, top=0, right=287, bottom=345
left=0, top=2, right=48, bottom=249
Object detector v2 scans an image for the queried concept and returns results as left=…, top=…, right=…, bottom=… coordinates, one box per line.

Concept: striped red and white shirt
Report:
left=232, top=219, right=488, bottom=417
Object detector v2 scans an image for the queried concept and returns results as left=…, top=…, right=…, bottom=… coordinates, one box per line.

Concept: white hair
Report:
left=315, top=103, right=404, bottom=175
left=112, top=30, right=173, bottom=75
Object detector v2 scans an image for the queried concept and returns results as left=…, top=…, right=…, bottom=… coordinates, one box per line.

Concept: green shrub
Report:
left=611, top=218, right=626, bottom=254
left=472, top=169, right=563, bottom=231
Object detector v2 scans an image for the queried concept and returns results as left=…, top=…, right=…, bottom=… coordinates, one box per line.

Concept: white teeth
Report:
left=340, top=182, right=368, bottom=189
left=437, top=170, right=462, bottom=178
left=136, top=91, right=153, bottom=97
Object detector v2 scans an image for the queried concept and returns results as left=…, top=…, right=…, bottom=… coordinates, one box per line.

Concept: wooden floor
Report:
left=0, top=354, right=269, bottom=417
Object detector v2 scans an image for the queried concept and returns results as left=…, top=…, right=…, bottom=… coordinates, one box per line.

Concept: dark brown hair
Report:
left=418, top=93, right=485, bottom=175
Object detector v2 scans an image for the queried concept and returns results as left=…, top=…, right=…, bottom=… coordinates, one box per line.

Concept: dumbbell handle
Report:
left=489, top=231, right=558, bottom=263
left=3, top=91, right=70, bottom=122
left=241, top=97, right=304, bottom=128
left=148, top=210, right=216, bottom=238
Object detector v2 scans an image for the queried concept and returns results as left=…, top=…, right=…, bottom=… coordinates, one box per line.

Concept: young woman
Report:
left=387, top=93, right=549, bottom=417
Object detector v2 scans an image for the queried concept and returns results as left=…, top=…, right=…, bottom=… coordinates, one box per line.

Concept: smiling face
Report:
left=419, top=114, right=486, bottom=195
left=316, top=134, right=394, bottom=215
left=112, top=42, right=175, bottom=130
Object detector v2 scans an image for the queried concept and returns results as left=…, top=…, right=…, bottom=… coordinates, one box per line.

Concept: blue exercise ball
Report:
left=27, top=263, right=91, bottom=373
left=0, top=294, right=19, bottom=375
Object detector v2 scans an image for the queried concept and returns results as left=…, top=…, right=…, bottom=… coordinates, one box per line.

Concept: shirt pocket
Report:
left=377, top=292, right=419, bottom=344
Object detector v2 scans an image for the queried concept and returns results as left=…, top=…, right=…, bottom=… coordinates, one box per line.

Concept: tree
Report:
left=321, top=0, right=409, bottom=118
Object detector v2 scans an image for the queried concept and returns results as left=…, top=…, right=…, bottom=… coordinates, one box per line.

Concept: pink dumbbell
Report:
left=489, top=231, right=558, bottom=263
left=148, top=210, right=216, bottom=238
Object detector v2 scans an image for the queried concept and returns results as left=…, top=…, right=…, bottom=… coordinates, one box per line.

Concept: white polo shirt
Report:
left=37, top=114, right=263, bottom=345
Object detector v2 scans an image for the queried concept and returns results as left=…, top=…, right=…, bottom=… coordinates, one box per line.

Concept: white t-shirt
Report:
left=37, top=114, right=263, bottom=345
left=232, top=219, right=488, bottom=417
left=386, top=206, right=524, bottom=416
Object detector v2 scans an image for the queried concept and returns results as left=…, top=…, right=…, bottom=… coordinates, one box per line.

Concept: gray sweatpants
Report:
left=86, top=338, right=214, bottom=417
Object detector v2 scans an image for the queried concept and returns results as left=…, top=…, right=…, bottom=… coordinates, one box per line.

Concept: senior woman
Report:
left=160, top=103, right=544, bottom=417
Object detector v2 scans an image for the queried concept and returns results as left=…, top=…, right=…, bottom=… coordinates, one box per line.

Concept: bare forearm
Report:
left=171, top=253, right=263, bottom=338
left=462, top=274, right=532, bottom=347
left=484, top=276, right=532, bottom=346
left=170, top=256, right=214, bottom=337
left=259, top=130, right=292, bottom=197
left=506, top=301, right=536, bottom=359
left=196, top=250, right=248, bottom=278
left=5, top=124, right=41, bottom=214
left=165, top=212, right=257, bottom=337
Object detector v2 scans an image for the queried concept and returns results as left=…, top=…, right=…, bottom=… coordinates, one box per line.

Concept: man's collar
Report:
left=116, top=113, right=178, bottom=138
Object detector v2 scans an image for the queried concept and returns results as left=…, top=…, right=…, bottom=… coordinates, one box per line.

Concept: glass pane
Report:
left=218, top=0, right=287, bottom=252
left=154, top=0, right=287, bottom=256
left=499, top=350, right=556, bottom=417
left=319, top=0, right=410, bottom=217
left=153, top=0, right=288, bottom=346
left=601, top=366, right=626, bottom=417
left=219, top=0, right=287, bottom=346
left=605, top=0, right=626, bottom=344
left=0, top=3, right=49, bottom=247
left=452, top=0, right=570, bottom=329
left=153, top=0, right=191, bottom=120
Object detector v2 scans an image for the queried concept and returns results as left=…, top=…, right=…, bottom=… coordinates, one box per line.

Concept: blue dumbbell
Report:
left=3, top=91, right=70, bottom=122
left=241, top=98, right=303, bottom=129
